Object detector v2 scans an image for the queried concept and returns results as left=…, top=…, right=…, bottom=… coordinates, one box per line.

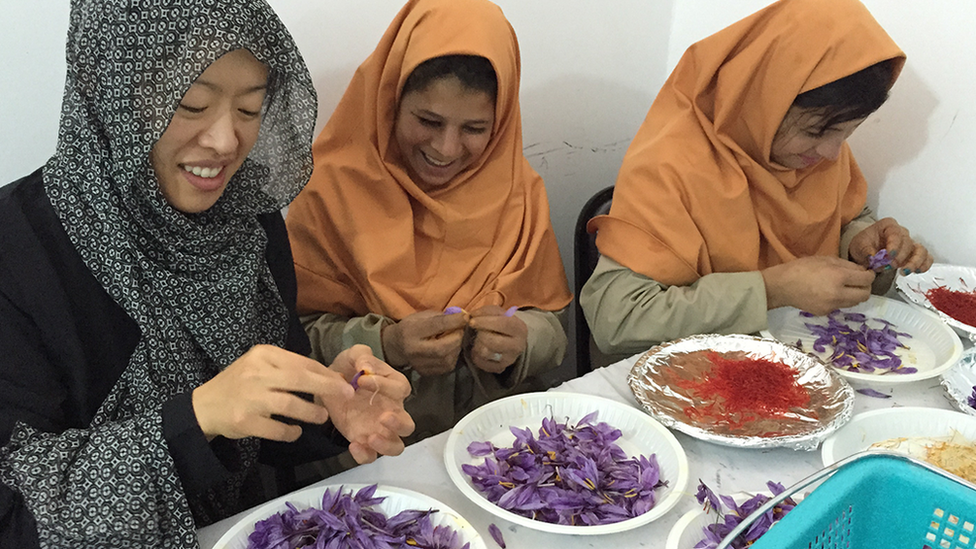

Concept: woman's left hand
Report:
left=467, top=305, right=528, bottom=374
left=849, top=217, right=934, bottom=275
left=323, top=345, right=415, bottom=464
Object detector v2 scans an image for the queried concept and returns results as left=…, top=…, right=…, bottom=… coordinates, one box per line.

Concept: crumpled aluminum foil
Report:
left=627, top=334, right=854, bottom=450
left=941, top=347, right=976, bottom=417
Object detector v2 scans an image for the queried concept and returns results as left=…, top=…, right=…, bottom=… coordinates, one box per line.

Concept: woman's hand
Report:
left=381, top=310, right=467, bottom=376
left=762, top=255, right=875, bottom=315
left=192, top=344, right=350, bottom=442
left=849, top=217, right=934, bottom=275
left=467, top=305, right=528, bottom=374
left=324, top=345, right=415, bottom=464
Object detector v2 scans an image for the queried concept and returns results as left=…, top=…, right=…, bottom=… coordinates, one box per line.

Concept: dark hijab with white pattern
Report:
left=0, top=0, right=315, bottom=546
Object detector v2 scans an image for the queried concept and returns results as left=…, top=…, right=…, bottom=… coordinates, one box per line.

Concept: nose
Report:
left=198, top=111, right=239, bottom=156
left=816, top=135, right=845, bottom=162
left=431, top=127, right=463, bottom=159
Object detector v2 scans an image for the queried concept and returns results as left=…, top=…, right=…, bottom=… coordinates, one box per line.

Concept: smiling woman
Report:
left=151, top=49, right=269, bottom=213
left=0, top=0, right=414, bottom=547
left=286, top=0, right=572, bottom=444
left=580, top=0, right=935, bottom=359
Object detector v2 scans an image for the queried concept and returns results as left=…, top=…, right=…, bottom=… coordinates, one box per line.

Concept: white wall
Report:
left=3, top=1, right=974, bottom=372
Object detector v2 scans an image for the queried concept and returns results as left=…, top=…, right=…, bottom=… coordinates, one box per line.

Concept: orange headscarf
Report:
left=589, top=0, right=905, bottom=287
left=287, top=0, right=571, bottom=320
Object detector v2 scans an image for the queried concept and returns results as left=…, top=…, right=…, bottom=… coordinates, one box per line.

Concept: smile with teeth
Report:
left=421, top=151, right=455, bottom=168
left=182, top=165, right=224, bottom=179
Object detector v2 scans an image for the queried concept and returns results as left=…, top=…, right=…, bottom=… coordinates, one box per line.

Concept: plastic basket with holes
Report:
left=716, top=451, right=976, bottom=549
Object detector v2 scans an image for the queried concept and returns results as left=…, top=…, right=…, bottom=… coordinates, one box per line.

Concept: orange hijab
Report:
left=287, top=0, right=571, bottom=320
left=589, top=0, right=905, bottom=287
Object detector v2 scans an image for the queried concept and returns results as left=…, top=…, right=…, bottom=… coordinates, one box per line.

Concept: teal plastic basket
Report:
left=718, top=451, right=976, bottom=549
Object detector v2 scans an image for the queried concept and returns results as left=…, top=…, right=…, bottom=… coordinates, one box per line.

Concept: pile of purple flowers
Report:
left=800, top=310, right=915, bottom=374
left=247, top=485, right=470, bottom=549
left=461, top=412, right=666, bottom=526
left=694, top=480, right=797, bottom=549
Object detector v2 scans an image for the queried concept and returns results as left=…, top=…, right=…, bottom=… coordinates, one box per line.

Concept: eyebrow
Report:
left=192, top=79, right=268, bottom=96
left=414, top=109, right=492, bottom=125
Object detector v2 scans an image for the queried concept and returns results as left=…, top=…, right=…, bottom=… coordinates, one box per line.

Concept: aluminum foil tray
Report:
left=628, top=334, right=855, bottom=450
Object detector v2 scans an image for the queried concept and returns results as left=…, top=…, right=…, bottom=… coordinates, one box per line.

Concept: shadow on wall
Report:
left=850, top=65, right=937, bottom=209
left=520, top=74, right=663, bottom=382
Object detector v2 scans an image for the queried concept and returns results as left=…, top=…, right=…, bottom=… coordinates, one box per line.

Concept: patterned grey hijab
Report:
left=0, top=0, right=315, bottom=547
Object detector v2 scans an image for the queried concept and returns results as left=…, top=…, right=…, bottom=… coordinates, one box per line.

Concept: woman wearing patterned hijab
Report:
left=286, top=0, right=572, bottom=442
left=581, top=0, right=933, bottom=359
left=0, top=0, right=413, bottom=546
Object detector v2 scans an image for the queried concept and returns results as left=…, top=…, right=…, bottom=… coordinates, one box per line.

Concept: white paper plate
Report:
left=665, top=491, right=804, bottom=549
left=896, top=263, right=976, bottom=343
left=821, top=407, right=976, bottom=467
left=763, top=295, right=963, bottom=384
left=941, top=347, right=976, bottom=417
left=212, top=484, right=486, bottom=549
left=444, top=392, right=689, bottom=535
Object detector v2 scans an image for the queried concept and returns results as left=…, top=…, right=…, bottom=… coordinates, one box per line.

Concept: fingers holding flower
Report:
left=467, top=305, right=527, bottom=373
left=849, top=217, right=933, bottom=274
left=323, top=345, right=415, bottom=463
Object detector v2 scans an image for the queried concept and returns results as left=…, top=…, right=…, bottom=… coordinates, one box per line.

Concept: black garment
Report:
left=0, top=171, right=345, bottom=547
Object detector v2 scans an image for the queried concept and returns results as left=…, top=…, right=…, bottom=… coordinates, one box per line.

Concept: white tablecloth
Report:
left=197, top=353, right=955, bottom=548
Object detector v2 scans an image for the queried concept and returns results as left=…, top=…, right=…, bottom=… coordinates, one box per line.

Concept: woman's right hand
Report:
left=381, top=310, right=467, bottom=376
left=761, top=255, right=876, bottom=315
left=191, top=345, right=353, bottom=442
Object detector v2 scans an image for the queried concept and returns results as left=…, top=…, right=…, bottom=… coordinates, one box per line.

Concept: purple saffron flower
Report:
left=868, top=249, right=893, bottom=271
left=444, top=306, right=465, bottom=315
left=488, top=523, right=506, bottom=548
left=692, top=480, right=796, bottom=549
left=247, top=485, right=470, bottom=549
left=350, top=369, right=366, bottom=390
left=802, top=310, right=913, bottom=374
left=463, top=413, right=667, bottom=526
left=968, top=386, right=976, bottom=408
left=856, top=388, right=891, bottom=399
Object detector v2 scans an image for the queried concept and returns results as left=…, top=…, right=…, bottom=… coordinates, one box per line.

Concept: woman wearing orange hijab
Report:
left=286, top=0, right=572, bottom=440
left=581, top=0, right=932, bottom=359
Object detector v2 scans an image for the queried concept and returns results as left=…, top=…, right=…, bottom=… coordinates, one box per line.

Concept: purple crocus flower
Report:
left=462, top=413, right=667, bottom=526
left=247, top=485, right=470, bottom=549
left=691, top=480, right=797, bottom=549
left=487, top=523, right=506, bottom=548
left=868, top=249, right=893, bottom=271
left=802, top=310, right=912, bottom=374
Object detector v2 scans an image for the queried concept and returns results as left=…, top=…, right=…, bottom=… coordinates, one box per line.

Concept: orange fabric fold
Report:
left=589, top=0, right=905, bottom=287
left=287, top=0, right=571, bottom=320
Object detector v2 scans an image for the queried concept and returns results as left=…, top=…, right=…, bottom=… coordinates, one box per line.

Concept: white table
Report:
left=197, top=352, right=957, bottom=549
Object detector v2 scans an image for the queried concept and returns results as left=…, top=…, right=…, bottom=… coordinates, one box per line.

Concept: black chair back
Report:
left=573, top=186, right=614, bottom=376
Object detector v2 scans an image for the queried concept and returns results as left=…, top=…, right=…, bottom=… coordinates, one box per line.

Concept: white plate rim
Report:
left=443, top=391, right=690, bottom=535
left=762, top=295, right=963, bottom=384
left=211, top=483, right=487, bottom=549
left=820, top=406, right=976, bottom=467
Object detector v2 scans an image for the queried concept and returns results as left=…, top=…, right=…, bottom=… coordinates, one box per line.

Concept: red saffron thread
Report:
left=925, top=285, right=976, bottom=328
left=676, top=351, right=810, bottom=429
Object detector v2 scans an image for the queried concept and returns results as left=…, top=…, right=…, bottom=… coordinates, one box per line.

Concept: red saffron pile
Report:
left=679, top=351, right=810, bottom=428
left=925, top=285, right=976, bottom=328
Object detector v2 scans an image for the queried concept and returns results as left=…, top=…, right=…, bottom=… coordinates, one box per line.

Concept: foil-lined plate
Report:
left=896, top=263, right=976, bottom=344
left=941, top=346, right=976, bottom=417
left=628, top=334, right=854, bottom=450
